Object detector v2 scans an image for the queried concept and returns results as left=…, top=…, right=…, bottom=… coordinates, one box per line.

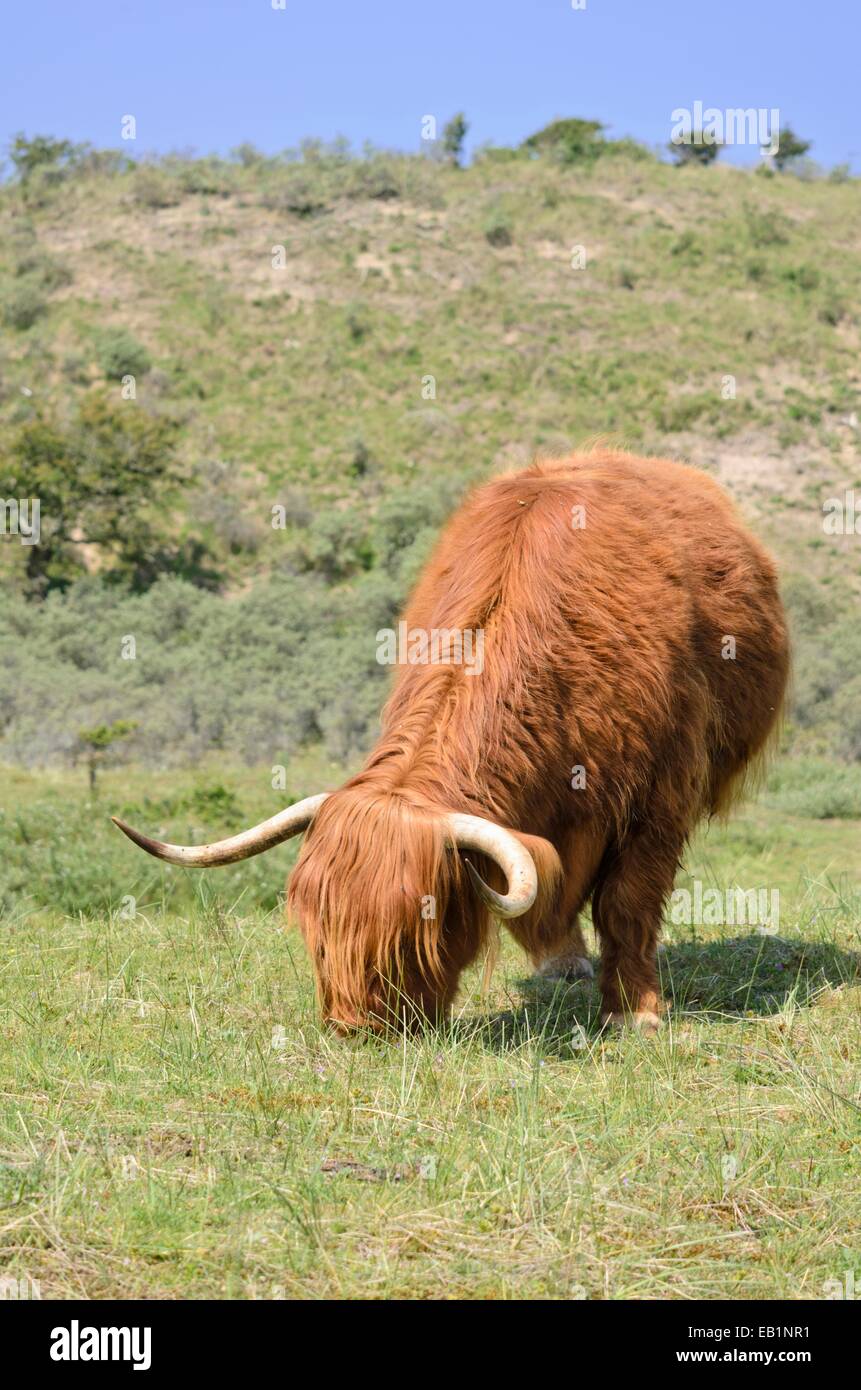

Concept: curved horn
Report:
left=446, top=812, right=537, bottom=919
left=111, top=792, right=329, bottom=867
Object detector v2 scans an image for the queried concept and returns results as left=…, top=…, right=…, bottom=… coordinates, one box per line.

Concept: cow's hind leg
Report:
left=511, top=825, right=606, bottom=983
left=533, top=915, right=593, bottom=982
left=504, top=900, right=593, bottom=981
left=592, top=822, right=686, bottom=1032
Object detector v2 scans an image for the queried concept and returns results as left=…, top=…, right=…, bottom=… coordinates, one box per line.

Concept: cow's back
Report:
left=390, top=450, right=788, bottom=830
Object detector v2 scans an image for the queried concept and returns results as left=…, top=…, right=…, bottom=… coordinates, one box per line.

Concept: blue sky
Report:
left=2, top=0, right=858, bottom=170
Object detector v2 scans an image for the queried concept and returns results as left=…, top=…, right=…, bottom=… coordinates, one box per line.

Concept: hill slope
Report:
left=1, top=145, right=859, bottom=770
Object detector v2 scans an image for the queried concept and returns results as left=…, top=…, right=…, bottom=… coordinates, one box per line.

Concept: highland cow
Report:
left=114, top=450, right=789, bottom=1033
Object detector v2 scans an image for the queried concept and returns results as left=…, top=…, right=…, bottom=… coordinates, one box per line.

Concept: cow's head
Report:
left=112, top=790, right=541, bottom=1032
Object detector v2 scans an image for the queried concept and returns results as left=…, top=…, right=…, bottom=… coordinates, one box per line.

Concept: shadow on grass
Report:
left=455, top=934, right=861, bottom=1057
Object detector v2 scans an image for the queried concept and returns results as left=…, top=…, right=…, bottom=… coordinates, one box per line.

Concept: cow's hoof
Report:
left=535, top=954, right=594, bottom=983
left=601, top=1010, right=661, bottom=1034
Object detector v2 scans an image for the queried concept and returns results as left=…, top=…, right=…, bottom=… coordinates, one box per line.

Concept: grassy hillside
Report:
left=1, top=141, right=860, bottom=768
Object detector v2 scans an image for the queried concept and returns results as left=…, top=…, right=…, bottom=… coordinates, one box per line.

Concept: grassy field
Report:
left=1, top=765, right=859, bottom=1300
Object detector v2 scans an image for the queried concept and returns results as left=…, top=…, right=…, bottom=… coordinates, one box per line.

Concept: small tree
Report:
left=442, top=113, right=469, bottom=167
left=0, top=392, right=182, bottom=592
left=670, top=131, right=721, bottom=166
left=523, top=118, right=605, bottom=164
left=8, top=133, right=81, bottom=182
left=770, top=125, right=812, bottom=171
left=77, top=721, right=138, bottom=794
left=230, top=142, right=264, bottom=167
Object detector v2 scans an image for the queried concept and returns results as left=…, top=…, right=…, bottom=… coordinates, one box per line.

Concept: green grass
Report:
left=1, top=766, right=859, bottom=1299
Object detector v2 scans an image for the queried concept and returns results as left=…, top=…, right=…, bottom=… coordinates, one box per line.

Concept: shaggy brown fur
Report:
left=288, top=449, right=789, bottom=1032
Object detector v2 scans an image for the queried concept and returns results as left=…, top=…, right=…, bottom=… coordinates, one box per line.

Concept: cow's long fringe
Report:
left=288, top=786, right=562, bottom=1028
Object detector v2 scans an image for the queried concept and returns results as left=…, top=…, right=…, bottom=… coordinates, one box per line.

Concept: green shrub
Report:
left=818, top=287, right=846, bottom=325
left=442, top=113, right=468, bottom=167
left=260, top=170, right=329, bottom=216
left=483, top=208, right=513, bottom=247
left=230, top=142, right=265, bottom=167
left=171, top=156, right=235, bottom=197
left=763, top=758, right=861, bottom=818
left=782, top=263, right=820, bottom=291
left=669, top=133, right=720, bottom=166
left=771, top=125, right=812, bottom=172
left=0, top=276, right=48, bottom=329
left=783, top=388, right=821, bottom=423
left=670, top=230, right=704, bottom=262
left=601, top=136, right=654, bottom=161
left=344, top=302, right=372, bottom=341
left=834, top=678, right=861, bottom=761
left=289, top=509, right=374, bottom=582
left=347, top=157, right=402, bottom=201
left=369, top=479, right=459, bottom=577
left=14, top=247, right=72, bottom=291
left=93, top=327, right=151, bottom=379
left=131, top=165, right=182, bottom=208
left=0, top=571, right=401, bottom=770
left=654, top=392, right=712, bottom=432
left=9, top=132, right=82, bottom=182
left=473, top=144, right=526, bottom=166
left=744, top=206, right=791, bottom=246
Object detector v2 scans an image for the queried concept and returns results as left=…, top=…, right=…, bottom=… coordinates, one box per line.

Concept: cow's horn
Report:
left=111, top=793, right=329, bottom=867
left=446, top=812, right=538, bottom=919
